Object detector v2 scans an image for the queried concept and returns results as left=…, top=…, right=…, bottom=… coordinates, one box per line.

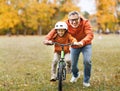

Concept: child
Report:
left=44, top=21, right=78, bottom=81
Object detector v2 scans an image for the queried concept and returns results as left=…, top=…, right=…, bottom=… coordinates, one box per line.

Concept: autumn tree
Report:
left=0, top=0, right=80, bottom=35
left=0, top=0, right=20, bottom=35
left=52, top=0, right=80, bottom=21
left=16, top=0, right=56, bottom=35
left=114, top=0, right=120, bottom=31
left=95, top=0, right=120, bottom=32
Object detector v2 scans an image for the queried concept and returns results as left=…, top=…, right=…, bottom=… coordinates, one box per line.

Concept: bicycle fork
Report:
left=56, top=59, right=66, bottom=80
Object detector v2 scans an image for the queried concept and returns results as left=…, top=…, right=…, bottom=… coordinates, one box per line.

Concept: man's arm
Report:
left=80, top=20, right=94, bottom=46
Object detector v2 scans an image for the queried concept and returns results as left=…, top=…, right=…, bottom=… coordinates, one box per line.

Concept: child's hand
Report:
left=43, top=40, right=53, bottom=45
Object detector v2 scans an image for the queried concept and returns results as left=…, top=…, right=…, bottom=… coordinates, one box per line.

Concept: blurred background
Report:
left=0, top=0, right=120, bottom=36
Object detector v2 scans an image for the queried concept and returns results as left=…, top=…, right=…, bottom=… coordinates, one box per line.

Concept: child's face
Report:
left=57, top=29, right=66, bottom=37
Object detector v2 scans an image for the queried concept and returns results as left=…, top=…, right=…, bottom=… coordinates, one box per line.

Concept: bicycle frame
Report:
left=52, top=42, right=72, bottom=91
left=57, top=45, right=66, bottom=80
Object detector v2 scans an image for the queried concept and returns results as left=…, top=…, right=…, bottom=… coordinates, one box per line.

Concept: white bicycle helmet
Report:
left=55, top=21, right=68, bottom=30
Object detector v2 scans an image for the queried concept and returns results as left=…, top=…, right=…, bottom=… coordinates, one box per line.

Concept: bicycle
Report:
left=52, top=42, right=72, bottom=91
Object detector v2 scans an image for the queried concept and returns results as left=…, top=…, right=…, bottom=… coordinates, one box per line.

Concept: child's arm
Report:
left=68, top=34, right=77, bottom=43
left=44, top=29, right=56, bottom=45
left=45, top=29, right=56, bottom=40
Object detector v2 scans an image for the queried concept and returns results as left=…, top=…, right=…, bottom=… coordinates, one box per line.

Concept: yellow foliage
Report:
left=0, top=1, right=20, bottom=30
left=96, top=0, right=117, bottom=30
left=60, top=1, right=80, bottom=13
left=0, top=0, right=80, bottom=34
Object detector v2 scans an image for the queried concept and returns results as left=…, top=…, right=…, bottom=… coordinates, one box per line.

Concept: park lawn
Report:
left=0, top=34, right=120, bottom=91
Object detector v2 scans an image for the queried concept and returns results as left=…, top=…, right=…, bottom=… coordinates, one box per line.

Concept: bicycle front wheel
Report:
left=58, top=64, right=63, bottom=91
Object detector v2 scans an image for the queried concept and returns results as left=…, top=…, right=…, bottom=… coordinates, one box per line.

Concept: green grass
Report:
left=0, top=34, right=120, bottom=91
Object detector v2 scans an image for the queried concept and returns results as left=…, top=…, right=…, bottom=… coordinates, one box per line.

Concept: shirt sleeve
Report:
left=45, top=29, right=56, bottom=40
left=80, top=20, right=94, bottom=46
left=68, top=34, right=77, bottom=43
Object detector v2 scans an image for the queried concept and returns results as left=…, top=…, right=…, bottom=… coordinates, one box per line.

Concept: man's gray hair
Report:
left=68, top=11, right=80, bottom=19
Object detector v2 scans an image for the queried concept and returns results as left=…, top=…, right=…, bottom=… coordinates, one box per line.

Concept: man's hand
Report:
left=78, top=42, right=83, bottom=47
left=73, top=42, right=79, bottom=45
left=73, top=42, right=83, bottom=47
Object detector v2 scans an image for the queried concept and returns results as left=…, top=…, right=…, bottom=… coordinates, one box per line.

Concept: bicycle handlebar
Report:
left=52, top=42, right=73, bottom=46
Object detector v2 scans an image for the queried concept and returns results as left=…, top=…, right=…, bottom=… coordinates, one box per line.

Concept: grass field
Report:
left=0, top=34, right=120, bottom=91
